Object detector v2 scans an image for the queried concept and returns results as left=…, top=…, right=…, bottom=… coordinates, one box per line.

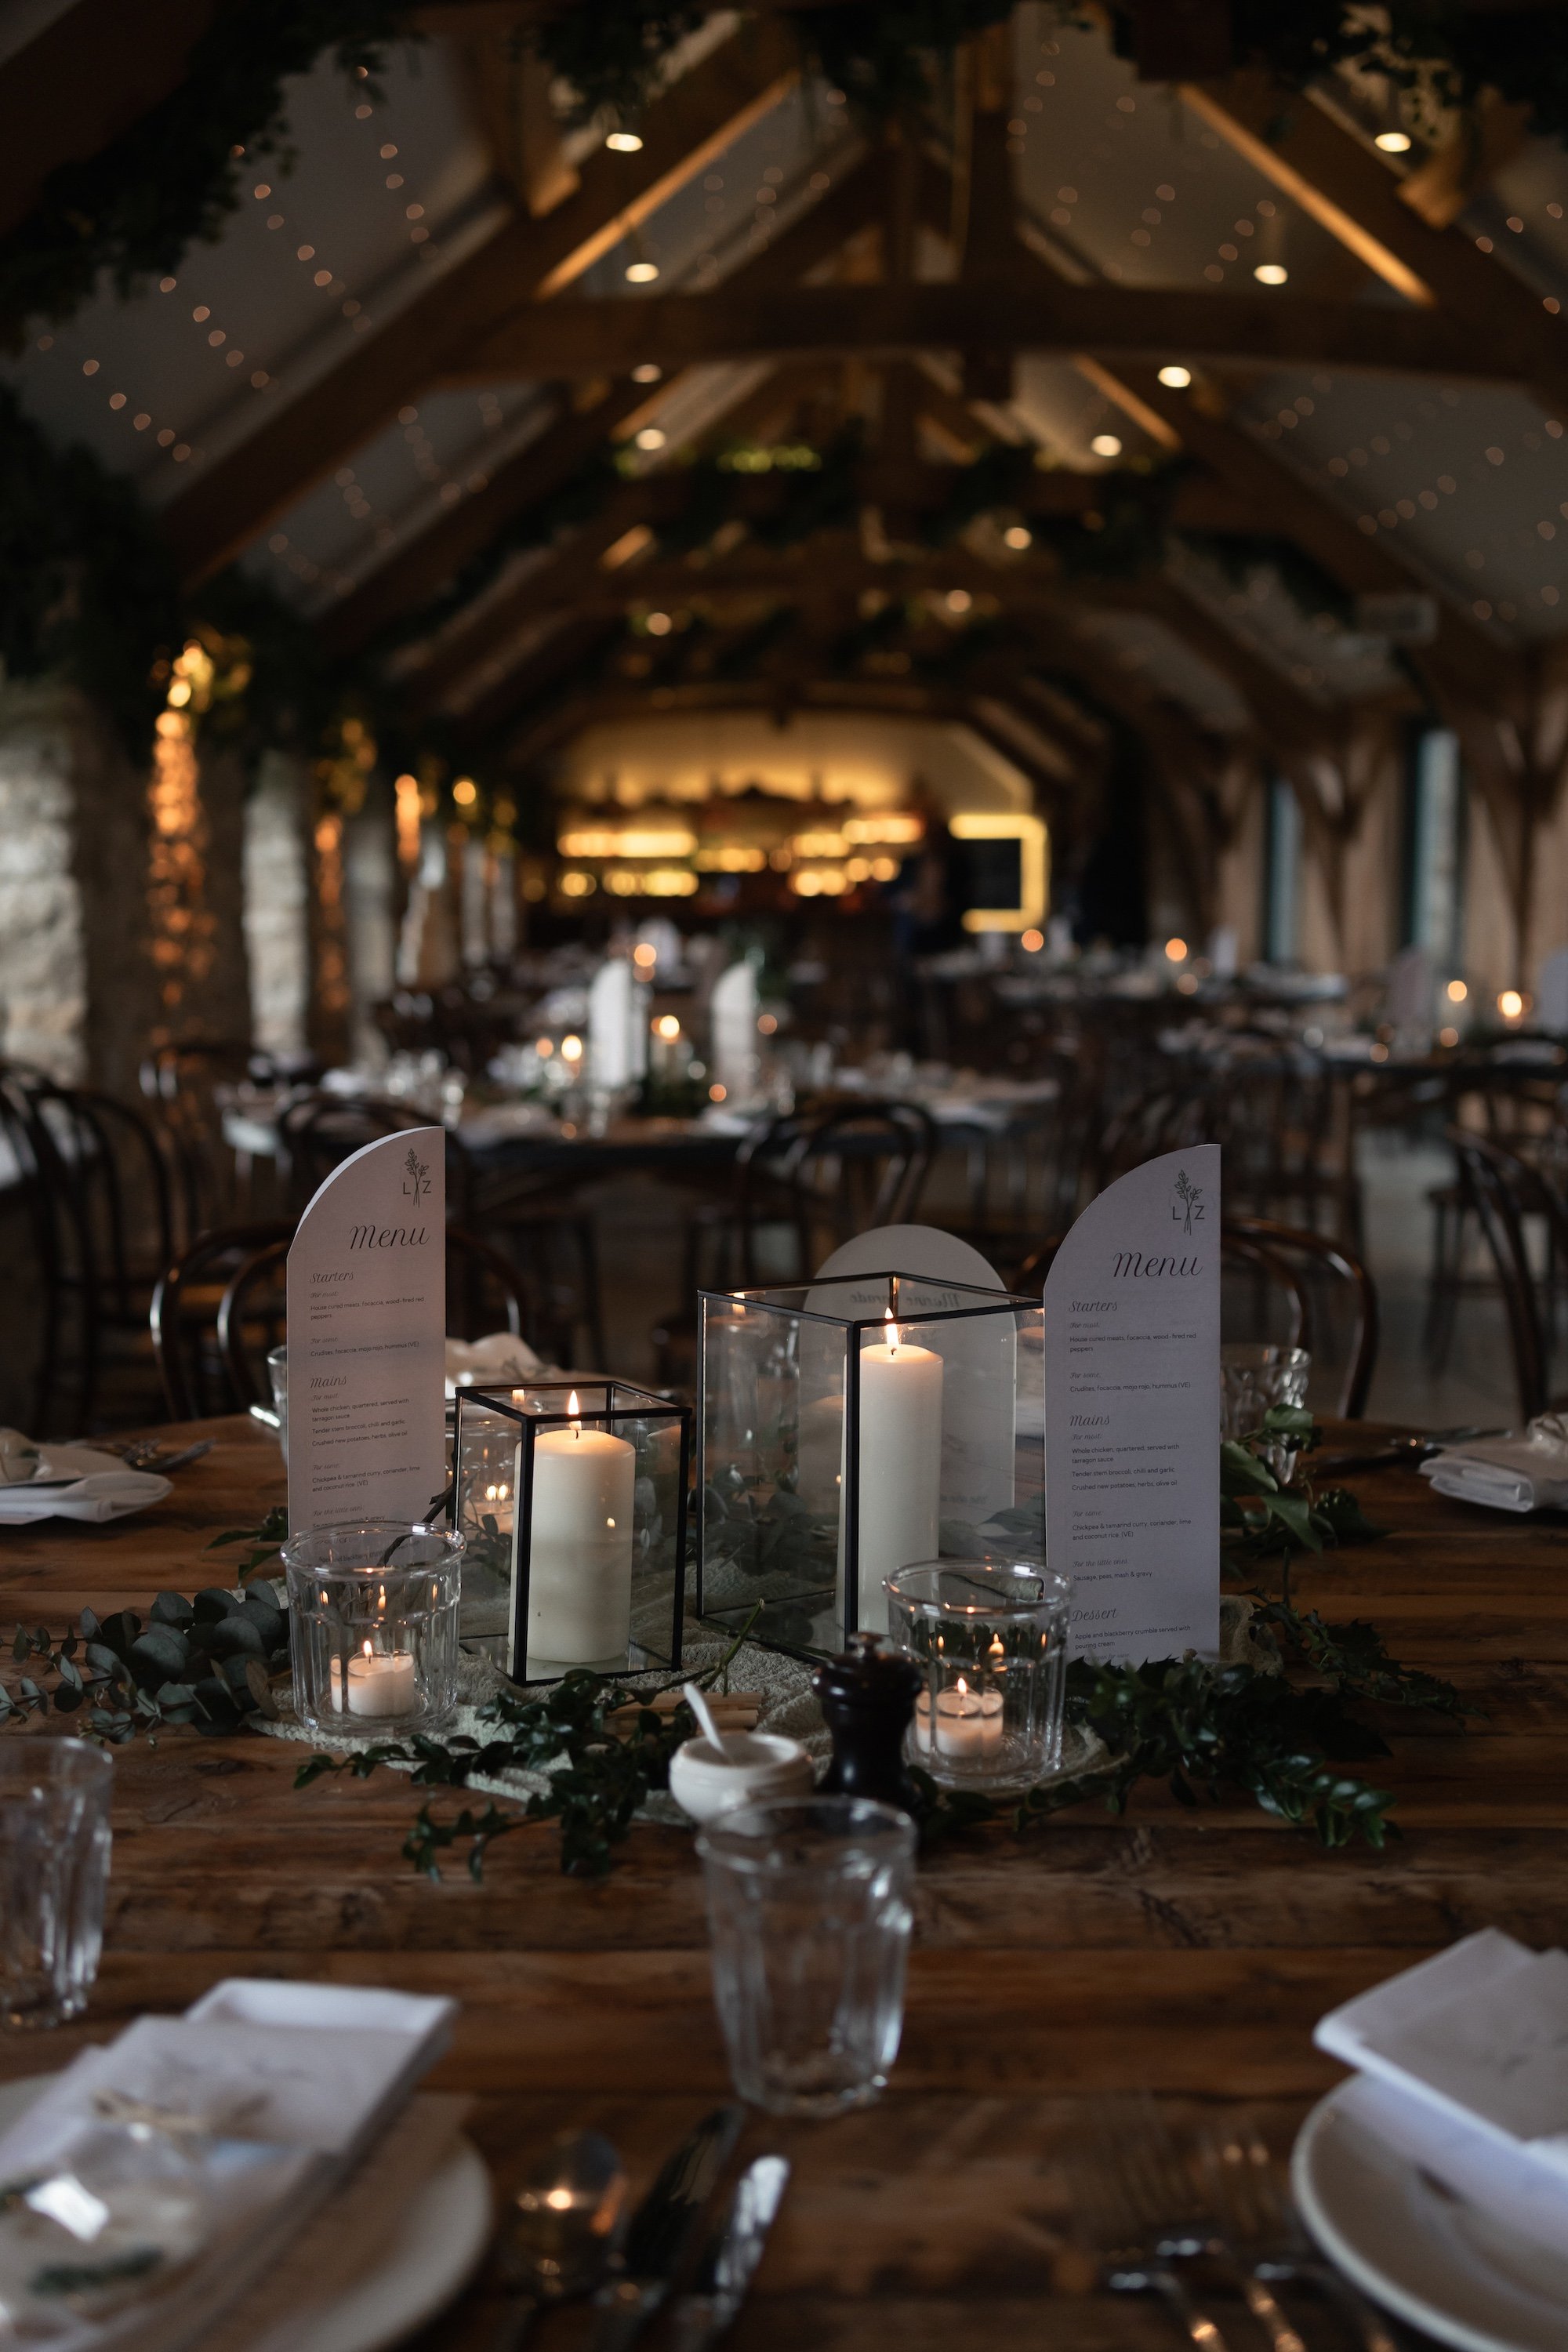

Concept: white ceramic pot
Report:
left=667, top=1733, right=815, bottom=1826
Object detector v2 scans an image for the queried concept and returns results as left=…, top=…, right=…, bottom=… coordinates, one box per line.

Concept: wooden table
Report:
left=1, top=1417, right=1564, bottom=2349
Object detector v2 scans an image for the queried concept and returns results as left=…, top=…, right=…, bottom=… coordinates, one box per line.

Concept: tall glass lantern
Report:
left=697, top=1272, right=1044, bottom=1652
left=452, top=1382, right=690, bottom=1683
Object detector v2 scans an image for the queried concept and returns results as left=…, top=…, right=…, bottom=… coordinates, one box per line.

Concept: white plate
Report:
left=0, top=2074, right=491, bottom=2352
left=1294, top=2077, right=1568, bottom=2352
left=25, top=1443, right=130, bottom=1484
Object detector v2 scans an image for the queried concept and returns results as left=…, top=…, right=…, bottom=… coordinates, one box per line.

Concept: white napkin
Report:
left=1421, top=1414, right=1568, bottom=1513
left=0, top=1979, right=456, bottom=2352
left=444, top=1330, right=546, bottom=1399
left=0, top=1450, right=172, bottom=1527
left=0, top=1426, right=41, bottom=1483
left=1316, top=1931, right=1568, bottom=2245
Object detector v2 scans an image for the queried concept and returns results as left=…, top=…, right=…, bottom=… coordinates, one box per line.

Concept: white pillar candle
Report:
left=845, top=1315, right=942, bottom=1637
left=526, top=1397, right=637, bottom=1665
left=342, top=1645, right=418, bottom=1719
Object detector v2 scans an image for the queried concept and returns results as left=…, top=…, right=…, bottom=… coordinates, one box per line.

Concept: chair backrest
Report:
left=1447, top=1129, right=1563, bottom=1421
left=278, top=1094, right=474, bottom=1222
left=212, top=1225, right=535, bottom=1414
left=0, top=1073, right=67, bottom=1435
left=1224, top=1214, right=1379, bottom=1419
left=150, top=1220, right=295, bottom=1422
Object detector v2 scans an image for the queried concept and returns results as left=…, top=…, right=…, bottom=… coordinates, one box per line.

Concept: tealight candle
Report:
left=915, top=1681, right=1004, bottom=1759
left=527, top=1393, right=636, bottom=1664
left=336, top=1643, right=418, bottom=1719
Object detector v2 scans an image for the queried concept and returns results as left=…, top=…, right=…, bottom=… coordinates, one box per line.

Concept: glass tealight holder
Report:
left=697, top=1272, right=1044, bottom=1654
left=282, top=1523, right=463, bottom=1739
left=885, top=1557, right=1073, bottom=1794
left=452, top=1383, right=691, bottom=1683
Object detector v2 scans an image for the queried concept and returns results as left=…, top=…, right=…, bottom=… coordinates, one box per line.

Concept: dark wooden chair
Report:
left=1446, top=1129, right=1568, bottom=1421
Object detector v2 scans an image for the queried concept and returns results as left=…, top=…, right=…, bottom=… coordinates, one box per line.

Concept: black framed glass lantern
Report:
left=452, top=1381, right=690, bottom=1682
left=696, top=1271, right=1044, bottom=1653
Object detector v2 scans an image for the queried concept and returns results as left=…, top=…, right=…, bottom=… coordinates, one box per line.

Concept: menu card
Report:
left=285, top=1130, right=446, bottom=1533
left=1043, top=1144, right=1219, bottom=1662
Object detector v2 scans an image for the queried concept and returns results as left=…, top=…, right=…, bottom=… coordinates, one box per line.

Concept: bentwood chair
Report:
left=1447, top=1129, right=1568, bottom=1421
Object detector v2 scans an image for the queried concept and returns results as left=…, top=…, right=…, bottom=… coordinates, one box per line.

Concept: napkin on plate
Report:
left=444, top=1330, right=548, bottom=1398
left=1316, top=1930, right=1568, bottom=2244
left=1420, top=1414, right=1568, bottom=1512
left=0, top=1439, right=172, bottom=1527
left=0, top=1978, right=456, bottom=2352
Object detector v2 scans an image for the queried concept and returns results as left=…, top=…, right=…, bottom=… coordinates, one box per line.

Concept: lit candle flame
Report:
left=956, top=1675, right=968, bottom=1696
left=361, top=1639, right=372, bottom=1662
left=568, top=1388, right=581, bottom=1438
left=884, top=1304, right=900, bottom=1353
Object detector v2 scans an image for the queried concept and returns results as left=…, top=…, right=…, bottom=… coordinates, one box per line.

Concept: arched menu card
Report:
left=285, top=1127, right=446, bottom=1534
left=1043, top=1143, right=1220, bottom=1663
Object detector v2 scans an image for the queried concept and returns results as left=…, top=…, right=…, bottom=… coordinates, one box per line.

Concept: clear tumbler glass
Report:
left=696, top=1796, right=916, bottom=2117
left=1221, top=1342, right=1311, bottom=1478
left=0, top=1740, right=113, bottom=2027
left=887, top=1556, right=1073, bottom=1792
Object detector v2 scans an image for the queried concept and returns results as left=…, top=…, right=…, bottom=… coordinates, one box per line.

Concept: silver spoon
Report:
left=489, top=2128, right=628, bottom=2350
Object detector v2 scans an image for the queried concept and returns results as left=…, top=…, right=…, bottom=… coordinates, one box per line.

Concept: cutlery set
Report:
left=1088, top=2096, right=1396, bottom=2351
left=488, top=2106, right=787, bottom=2351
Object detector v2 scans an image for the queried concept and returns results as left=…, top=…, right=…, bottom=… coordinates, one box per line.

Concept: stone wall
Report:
left=242, top=752, right=310, bottom=1059
left=0, top=682, right=89, bottom=1079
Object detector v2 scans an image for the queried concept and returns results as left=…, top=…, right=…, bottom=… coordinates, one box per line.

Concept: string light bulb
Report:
left=1157, top=364, right=1192, bottom=388
left=1375, top=129, right=1412, bottom=153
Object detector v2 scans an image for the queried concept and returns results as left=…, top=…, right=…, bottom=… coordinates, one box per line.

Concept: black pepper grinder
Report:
left=812, top=1633, right=923, bottom=1817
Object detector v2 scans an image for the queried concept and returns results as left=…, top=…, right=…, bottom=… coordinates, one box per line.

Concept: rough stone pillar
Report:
left=344, top=797, right=397, bottom=1062
left=242, top=751, right=310, bottom=1060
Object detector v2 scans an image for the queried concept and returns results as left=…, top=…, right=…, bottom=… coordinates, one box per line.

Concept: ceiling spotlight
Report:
left=1254, top=262, right=1289, bottom=285
left=634, top=426, right=666, bottom=452
left=1004, top=524, right=1033, bottom=550
left=631, top=362, right=662, bottom=383
left=606, top=130, right=644, bottom=152
left=1157, top=364, right=1192, bottom=389
left=625, top=260, right=659, bottom=284
left=1091, top=433, right=1123, bottom=457
left=1375, top=129, right=1412, bottom=154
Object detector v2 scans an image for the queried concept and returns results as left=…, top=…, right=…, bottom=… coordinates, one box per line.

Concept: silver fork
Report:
left=1083, top=2096, right=1238, bottom=2350
left=1193, top=2119, right=1403, bottom=2352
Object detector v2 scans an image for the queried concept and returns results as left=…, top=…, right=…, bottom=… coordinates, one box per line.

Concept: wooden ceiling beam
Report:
left=161, top=19, right=798, bottom=585
left=321, top=150, right=890, bottom=655
left=451, top=278, right=1495, bottom=385
left=1182, top=73, right=1568, bottom=416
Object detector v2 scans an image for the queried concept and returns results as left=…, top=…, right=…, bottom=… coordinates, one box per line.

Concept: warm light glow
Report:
left=757, top=1012, right=778, bottom=1035
left=793, top=829, right=851, bottom=857
left=1254, top=263, right=1289, bottom=285
left=633, top=942, right=657, bottom=967
left=1439, top=1026, right=1460, bottom=1047
left=1446, top=978, right=1468, bottom=1002
left=1004, top=524, right=1033, bottom=550
left=559, top=870, right=596, bottom=896
left=694, top=844, right=767, bottom=872
left=842, top=812, right=924, bottom=844
left=655, top=1014, right=681, bottom=1040
left=791, top=865, right=850, bottom=896
left=536, top=1036, right=554, bottom=1058
left=546, top=2187, right=575, bottom=2212
left=709, top=1083, right=727, bottom=1102
left=1022, top=927, right=1044, bottom=952
left=631, top=362, right=662, bottom=383
left=1166, top=936, right=1189, bottom=961
left=634, top=427, right=666, bottom=452
left=1157, top=364, right=1192, bottom=389
left=946, top=589, right=972, bottom=614
left=452, top=776, right=477, bottom=806
left=1091, top=433, right=1123, bottom=457
left=1499, top=989, right=1526, bottom=1020
left=605, top=130, right=643, bottom=152
left=885, top=1306, right=900, bottom=1354
left=1375, top=129, right=1412, bottom=153
left=950, top=812, right=1050, bottom=934
left=645, top=610, right=672, bottom=634
left=394, top=772, right=422, bottom=872
left=561, top=1033, right=584, bottom=1062
left=625, top=260, right=659, bottom=283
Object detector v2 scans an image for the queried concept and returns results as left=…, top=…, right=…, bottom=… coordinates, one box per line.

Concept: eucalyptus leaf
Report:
left=204, top=1618, right=264, bottom=1663
left=151, top=1593, right=195, bottom=1629
left=129, top=1628, right=189, bottom=1686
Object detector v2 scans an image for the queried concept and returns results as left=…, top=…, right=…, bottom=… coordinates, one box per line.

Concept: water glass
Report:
left=267, top=1344, right=288, bottom=1462
left=696, top=1796, right=916, bottom=2117
left=886, top=1556, right=1073, bottom=1792
left=1221, top=1343, right=1311, bottom=1478
left=0, top=1740, right=113, bottom=2028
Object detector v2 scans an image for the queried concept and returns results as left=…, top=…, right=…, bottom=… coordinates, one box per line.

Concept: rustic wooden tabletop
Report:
left=1, top=1414, right=1563, bottom=2350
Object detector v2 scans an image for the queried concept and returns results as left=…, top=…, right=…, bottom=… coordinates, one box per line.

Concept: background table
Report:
left=0, top=1418, right=1563, bottom=2348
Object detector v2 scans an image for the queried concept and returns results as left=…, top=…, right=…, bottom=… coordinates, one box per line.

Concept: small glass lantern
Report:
left=697, top=1272, right=1044, bottom=1652
left=282, top=1523, right=463, bottom=1738
left=886, top=1557, right=1072, bottom=1792
left=452, top=1382, right=691, bottom=1682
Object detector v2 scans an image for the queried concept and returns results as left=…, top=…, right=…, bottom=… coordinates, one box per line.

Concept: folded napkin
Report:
left=1316, top=1930, right=1568, bottom=2248
left=0, top=1446, right=172, bottom=1528
left=1421, top=1414, right=1568, bottom=1512
left=444, top=1330, right=547, bottom=1399
left=0, top=1978, right=456, bottom=2352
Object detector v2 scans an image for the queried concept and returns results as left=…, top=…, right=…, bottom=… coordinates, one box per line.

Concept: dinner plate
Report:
left=0, top=2074, right=491, bottom=2352
left=20, top=1443, right=131, bottom=1486
left=1293, top=2077, right=1568, bottom=2352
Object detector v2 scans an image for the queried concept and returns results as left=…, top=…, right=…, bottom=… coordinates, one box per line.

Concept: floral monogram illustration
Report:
left=1173, top=1167, right=1203, bottom=1233
left=401, top=1145, right=432, bottom=1206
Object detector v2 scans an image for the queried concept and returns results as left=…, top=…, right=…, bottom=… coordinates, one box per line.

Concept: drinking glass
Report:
left=267, top=1344, right=288, bottom=1462
left=0, top=1740, right=113, bottom=2028
left=1221, top=1343, right=1311, bottom=1479
left=696, top=1796, right=916, bottom=2117
left=886, top=1557, right=1073, bottom=1791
